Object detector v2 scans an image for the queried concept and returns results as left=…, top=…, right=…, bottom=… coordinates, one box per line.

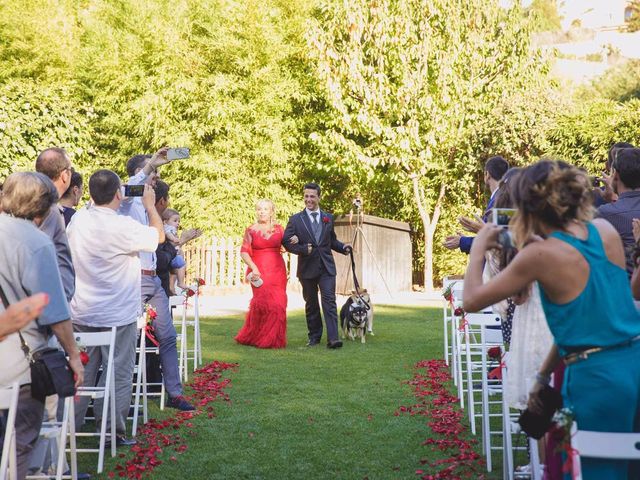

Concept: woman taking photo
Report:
left=463, top=160, right=640, bottom=480
left=235, top=199, right=287, bottom=349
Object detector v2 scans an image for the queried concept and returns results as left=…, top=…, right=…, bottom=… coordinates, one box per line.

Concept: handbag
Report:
left=0, top=284, right=75, bottom=401
left=517, top=384, right=563, bottom=439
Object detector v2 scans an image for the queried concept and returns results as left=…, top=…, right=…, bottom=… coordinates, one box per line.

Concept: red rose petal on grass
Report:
left=105, top=361, right=236, bottom=479
left=397, top=360, right=484, bottom=479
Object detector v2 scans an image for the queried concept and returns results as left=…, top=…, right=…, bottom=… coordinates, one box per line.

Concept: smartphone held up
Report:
left=489, top=208, right=516, bottom=251
left=167, top=148, right=190, bottom=161
left=122, top=184, right=145, bottom=197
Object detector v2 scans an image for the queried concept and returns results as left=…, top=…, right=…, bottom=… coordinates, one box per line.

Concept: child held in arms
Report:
left=162, top=208, right=191, bottom=295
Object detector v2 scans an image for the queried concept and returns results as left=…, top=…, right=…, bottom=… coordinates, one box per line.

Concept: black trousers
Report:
left=300, top=268, right=339, bottom=343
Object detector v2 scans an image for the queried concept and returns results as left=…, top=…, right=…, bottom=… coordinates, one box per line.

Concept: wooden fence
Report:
left=182, top=236, right=299, bottom=291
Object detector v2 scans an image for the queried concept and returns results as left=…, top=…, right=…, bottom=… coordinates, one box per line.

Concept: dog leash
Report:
left=348, top=249, right=371, bottom=310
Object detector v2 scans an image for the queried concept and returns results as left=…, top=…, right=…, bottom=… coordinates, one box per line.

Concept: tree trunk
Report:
left=411, top=174, right=446, bottom=292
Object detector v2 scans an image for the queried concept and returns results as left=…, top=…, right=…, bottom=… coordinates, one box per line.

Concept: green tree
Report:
left=525, top=0, right=562, bottom=33
left=75, top=0, right=315, bottom=235
left=545, top=98, right=640, bottom=173
left=307, top=0, right=551, bottom=289
left=627, top=1, right=640, bottom=32
left=0, top=82, right=96, bottom=180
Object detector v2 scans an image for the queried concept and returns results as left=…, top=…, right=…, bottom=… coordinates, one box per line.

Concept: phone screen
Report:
left=167, top=148, right=190, bottom=161
left=123, top=184, right=145, bottom=197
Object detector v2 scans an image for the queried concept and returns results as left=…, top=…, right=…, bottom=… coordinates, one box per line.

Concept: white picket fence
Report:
left=182, top=236, right=298, bottom=289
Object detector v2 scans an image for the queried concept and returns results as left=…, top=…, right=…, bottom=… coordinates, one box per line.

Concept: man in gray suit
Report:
left=283, top=183, right=351, bottom=348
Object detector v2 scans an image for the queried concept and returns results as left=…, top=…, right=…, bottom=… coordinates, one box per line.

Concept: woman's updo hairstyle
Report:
left=510, top=160, right=594, bottom=247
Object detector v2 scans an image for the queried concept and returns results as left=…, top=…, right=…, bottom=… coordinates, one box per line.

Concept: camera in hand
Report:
left=497, top=229, right=514, bottom=250
left=490, top=208, right=516, bottom=248
left=123, top=184, right=145, bottom=197
left=352, top=197, right=362, bottom=209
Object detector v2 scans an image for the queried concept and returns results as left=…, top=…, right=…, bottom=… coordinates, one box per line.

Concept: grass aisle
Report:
left=97, top=304, right=485, bottom=479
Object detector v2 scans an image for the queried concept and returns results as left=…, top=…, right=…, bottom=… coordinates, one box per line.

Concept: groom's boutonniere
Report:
left=322, top=216, right=330, bottom=224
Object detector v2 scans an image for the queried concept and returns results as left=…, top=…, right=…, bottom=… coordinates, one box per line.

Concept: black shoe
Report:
left=327, top=340, right=343, bottom=349
left=167, top=395, right=196, bottom=411
left=105, top=435, right=137, bottom=448
left=306, top=340, right=320, bottom=347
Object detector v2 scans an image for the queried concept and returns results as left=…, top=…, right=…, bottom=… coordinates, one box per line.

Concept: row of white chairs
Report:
left=1, top=288, right=202, bottom=480
left=442, top=276, right=640, bottom=479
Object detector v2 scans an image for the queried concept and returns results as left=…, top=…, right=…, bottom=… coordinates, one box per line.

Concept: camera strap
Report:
left=348, top=250, right=370, bottom=311
left=0, top=283, right=33, bottom=361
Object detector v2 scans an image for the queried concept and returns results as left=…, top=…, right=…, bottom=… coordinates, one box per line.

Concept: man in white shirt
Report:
left=118, top=149, right=196, bottom=411
left=68, top=169, right=164, bottom=445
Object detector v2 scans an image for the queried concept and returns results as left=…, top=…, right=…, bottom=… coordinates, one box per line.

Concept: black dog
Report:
left=340, top=290, right=373, bottom=344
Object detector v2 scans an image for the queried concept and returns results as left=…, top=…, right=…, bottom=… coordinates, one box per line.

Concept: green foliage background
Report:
left=1, top=0, right=640, bottom=286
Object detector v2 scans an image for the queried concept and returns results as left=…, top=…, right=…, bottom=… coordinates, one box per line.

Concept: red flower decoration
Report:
left=147, top=306, right=158, bottom=320
left=80, top=351, right=90, bottom=366
left=322, top=216, right=330, bottom=224
left=487, top=346, right=501, bottom=360
left=185, top=288, right=196, bottom=298
left=453, top=307, right=464, bottom=317
left=197, top=278, right=205, bottom=286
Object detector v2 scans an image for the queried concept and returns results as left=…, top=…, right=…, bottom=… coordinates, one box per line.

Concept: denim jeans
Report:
left=140, top=275, right=182, bottom=398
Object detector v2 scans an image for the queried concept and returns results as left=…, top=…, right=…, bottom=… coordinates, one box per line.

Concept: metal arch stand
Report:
left=342, top=208, right=394, bottom=297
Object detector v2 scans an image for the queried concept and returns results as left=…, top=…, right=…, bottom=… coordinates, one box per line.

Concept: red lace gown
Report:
left=234, top=224, right=287, bottom=348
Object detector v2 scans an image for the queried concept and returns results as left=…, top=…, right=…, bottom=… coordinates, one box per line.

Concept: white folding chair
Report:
left=26, top=396, right=78, bottom=480
left=170, top=295, right=189, bottom=382
left=449, top=283, right=465, bottom=396
left=571, top=422, right=640, bottom=480
left=461, top=312, right=504, bottom=471
left=0, top=382, right=20, bottom=480
left=131, top=315, right=165, bottom=437
left=442, top=277, right=461, bottom=367
left=193, top=288, right=202, bottom=368
left=170, top=286, right=202, bottom=381
left=73, top=328, right=117, bottom=474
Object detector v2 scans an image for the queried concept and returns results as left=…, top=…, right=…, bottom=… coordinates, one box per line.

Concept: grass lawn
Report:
left=86, top=304, right=498, bottom=479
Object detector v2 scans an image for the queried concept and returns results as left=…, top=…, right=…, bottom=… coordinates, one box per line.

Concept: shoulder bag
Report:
left=0, top=285, right=75, bottom=401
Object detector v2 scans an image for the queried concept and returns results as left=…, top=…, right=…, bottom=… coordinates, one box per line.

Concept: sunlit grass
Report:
left=79, top=304, right=498, bottom=479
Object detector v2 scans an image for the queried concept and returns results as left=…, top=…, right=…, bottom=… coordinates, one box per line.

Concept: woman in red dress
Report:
left=235, top=199, right=288, bottom=348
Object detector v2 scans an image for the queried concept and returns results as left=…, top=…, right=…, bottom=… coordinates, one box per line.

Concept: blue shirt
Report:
left=459, top=190, right=497, bottom=254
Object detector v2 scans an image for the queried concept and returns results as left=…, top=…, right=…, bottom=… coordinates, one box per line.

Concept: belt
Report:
left=563, top=334, right=640, bottom=365
left=141, top=269, right=156, bottom=276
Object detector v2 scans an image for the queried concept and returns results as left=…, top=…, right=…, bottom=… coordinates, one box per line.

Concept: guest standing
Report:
left=464, top=160, right=640, bottom=480
left=444, top=156, right=509, bottom=253
left=0, top=172, right=83, bottom=480
left=235, top=200, right=287, bottom=349
left=59, top=171, right=83, bottom=227
left=596, top=147, right=640, bottom=276
left=68, top=170, right=163, bottom=445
